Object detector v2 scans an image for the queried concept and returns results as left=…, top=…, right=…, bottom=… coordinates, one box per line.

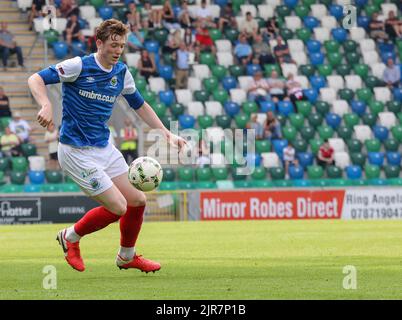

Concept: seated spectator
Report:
left=173, top=42, right=190, bottom=89
left=369, top=12, right=389, bottom=42
left=59, top=0, right=79, bottom=19
left=264, top=111, right=282, bottom=140
left=385, top=11, right=402, bottom=41
left=0, top=86, right=12, bottom=118
left=163, top=28, right=181, bottom=54
left=127, top=23, right=144, bottom=52
left=0, top=126, right=21, bottom=157
left=246, top=114, right=264, bottom=140
left=0, top=22, right=25, bottom=71
left=234, top=34, right=253, bottom=65
left=63, top=14, right=85, bottom=45
left=247, top=70, right=270, bottom=103
left=383, top=58, right=401, bottom=88
left=267, top=70, right=286, bottom=102
left=29, top=0, right=46, bottom=31
left=44, top=122, right=60, bottom=170
left=9, top=112, right=32, bottom=143
left=194, top=21, right=216, bottom=61
left=177, top=1, right=194, bottom=29
left=286, top=73, right=306, bottom=112
left=274, top=36, right=295, bottom=64
left=239, top=12, right=258, bottom=43
left=283, top=142, right=298, bottom=178
left=162, top=0, right=181, bottom=31
left=218, top=3, right=237, bottom=32
left=137, top=49, right=157, bottom=80
left=195, top=0, right=215, bottom=28
left=120, top=119, right=138, bottom=164
left=140, top=1, right=159, bottom=28
left=317, top=139, right=335, bottom=168
left=126, top=2, right=141, bottom=26
left=260, top=17, right=279, bottom=42
left=253, top=33, right=275, bottom=66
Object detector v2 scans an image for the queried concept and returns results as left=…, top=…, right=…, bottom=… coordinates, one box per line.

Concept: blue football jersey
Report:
left=49, top=54, right=137, bottom=148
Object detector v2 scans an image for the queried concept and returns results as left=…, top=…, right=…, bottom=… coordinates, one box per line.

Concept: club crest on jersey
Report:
left=90, top=177, right=100, bottom=190
left=110, top=76, right=118, bottom=87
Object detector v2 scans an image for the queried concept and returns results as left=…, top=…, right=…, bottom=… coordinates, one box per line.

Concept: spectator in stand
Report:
left=253, top=33, right=275, bottom=66
left=44, top=122, right=60, bottom=170
left=267, top=70, right=286, bottom=102
left=59, top=0, right=79, bottom=19
left=63, top=14, right=85, bottom=45
left=173, top=42, right=190, bottom=89
left=239, top=12, right=258, bottom=43
left=140, top=1, right=158, bottom=28
left=28, top=0, right=46, bottom=31
left=162, top=0, right=181, bottom=31
left=317, top=139, right=335, bottom=168
left=162, top=28, right=181, bottom=54
left=246, top=114, right=264, bottom=140
left=127, top=23, right=144, bottom=52
left=9, top=112, right=32, bottom=143
left=126, top=2, right=141, bottom=27
left=247, top=70, right=270, bottom=103
left=120, top=119, right=138, bottom=164
left=261, top=17, right=279, bottom=41
left=0, top=22, right=25, bottom=71
left=87, top=27, right=98, bottom=53
left=385, top=11, right=402, bottom=41
left=264, top=111, right=282, bottom=140
left=195, top=0, right=215, bottom=28
left=218, top=3, right=237, bottom=32
left=137, top=49, right=157, bottom=80
left=234, top=33, right=253, bottom=66
left=0, top=86, right=12, bottom=118
left=1, top=126, right=22, bottom=157
left=194, top=20, right=216, bottom=62
left=274, top=36, right=295, bottom=64
left=183, top=27, right=196, bottom=50
left=283, top=142, right=298, bottom=178
left=369, top=12, right=389, bottom=42
left=383, top=58, right=401, bottom=88
left=178, top=1, right=193, bottom=29
left=286, top=73, right=305, bottom=112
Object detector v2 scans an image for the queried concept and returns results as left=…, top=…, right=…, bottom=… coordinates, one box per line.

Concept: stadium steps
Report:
left=0, top=0, right=58, bottom=159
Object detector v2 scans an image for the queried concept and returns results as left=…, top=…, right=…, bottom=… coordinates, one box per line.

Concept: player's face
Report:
left=98, top=34, right=126, bottom=66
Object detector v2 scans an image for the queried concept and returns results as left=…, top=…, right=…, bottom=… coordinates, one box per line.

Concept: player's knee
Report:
left=109, top=198, right=127, bottom=216
left=128, top=192, right=146, bottom=207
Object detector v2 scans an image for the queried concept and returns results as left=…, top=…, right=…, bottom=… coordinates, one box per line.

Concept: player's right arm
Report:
left=28, top=56, right=82, bottom=128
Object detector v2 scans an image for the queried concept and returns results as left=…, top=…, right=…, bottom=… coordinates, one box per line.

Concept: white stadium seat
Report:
left=261, top=152, right=280, bottom=168
left=378, top=112, right=397, bottom=129
left=371, top=63, right=387, bottom=79
left=329, top=138, right=346, bottom=152
left=381, top=3, right=398, bottom=18
left=18, top=0, right=33, bottom=11
left=192, top=64, right=211, bottom=80
left=285, top=16, right=302, bottom=31
left=238, top=76, right=254, bottom=91
left=311, top=4, right=327, bottom=19
left=281, top=63, right=298, bottom=78
left=125, top=53, right=141, bottom=67
left=188, top=77, right=202, bottom=92
left=54, top=18, right=68, bottom=34
left=321, top=16, right=337, bottom=30
left=209, top=5, right=221, bottom=19
left=354, top=125, right=373, bottom=142
left=374, top=87, right=391, bottom=103
left=294, top=76, right=309, bottom=89
left=360, top=39, right=376, bottom=52
left=205, top=101, right=223, bottom=117
left=327, top=75, right=345, bottom=91
left=334, top=152, right=351, bottom=169
left=215, top=40, right=232, bottom=52
left=175, top=89, right=193, bottom=105
left=291, top=51, right=307, bottom=65
left=240, top=5, right=257, bottom=17
left=320, top=88, right=337, bottom=103
left=287, top=39, right=305, bottom=53
left=257, top=5, right=274, bottom=20
left=345, top=75, right=363, bottom=91
left=188, top=102, right=204, bottom=118
left=265, top=0, right=280, bottom=8
left=217, top=52, right=234, bottom=67
left=350, top=27, right=366, bottom=41
left=230, top=89, right=247, bottom=105
left=79, top=5, right=96, bottom=20
left=314, top=28, right=331, bottom=42
left=363, top=51, right=379, bottom=65
left=332, top=100, right=349, bottom=117
left=148, top=77, right=166, bottom=93
left=256, top=113, right=267, bottom=126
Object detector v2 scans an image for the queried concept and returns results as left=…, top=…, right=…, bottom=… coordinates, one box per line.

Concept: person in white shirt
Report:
left=247, top=70, right=270, bottom=103
left=9, top=112, right=32, bottom=143
left=44, top=122, right=60, bottom=170
left=195, top=0, right=215, bottom=27
left=283, top=142, right=298, bottom=178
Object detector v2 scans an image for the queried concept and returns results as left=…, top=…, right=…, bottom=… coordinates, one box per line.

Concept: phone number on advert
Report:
left=350, top=207, right=402, bottom=219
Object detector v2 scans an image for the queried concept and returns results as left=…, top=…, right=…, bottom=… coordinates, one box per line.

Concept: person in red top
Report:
left=317, top=139, right=334, bottom=168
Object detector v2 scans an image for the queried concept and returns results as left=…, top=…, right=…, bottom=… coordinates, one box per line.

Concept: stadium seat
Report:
left=378, top=112, right=397, bottom=129
left=230, top=89, right=247, bottom=105
left=205, top=102, right=223, bottom=118
left=192, top=65, right=211, bottom=80
left=261, top=153, right=280, bottom=168
left=346, top=165, right=362, bottom=180
left=386, top=152, right=402, bottom=166
left=314, top=28, right=330, bottom=42
left=319, top=88, right=336, bottom=103
left=148, top=77, right=166, bottom=93
left=350, top=27, right=366, bottom=42
left=345, top=75, right=363, bottom=91
left=297, top=152, right=314, bottom=168
left=28, top=171, right=45, bottom=185
left=329, top=138, right=345, bottom=152
left=188, top=102, right=204, bottom=118
left=217, top=52, right=234, bottom=68
left=285, top=16, right=302, bottom=31
left=334, top=152, right=351, bottom=169
left=384, top=165, right=401, bottom=179
left=178, top=115, right=196, bottom=129
left=175, top=89, right=193, bottom=105
left=374, top=87, right=392, bottom=103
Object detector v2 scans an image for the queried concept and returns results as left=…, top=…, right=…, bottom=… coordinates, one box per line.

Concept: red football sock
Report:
left=119, top=205, right=145, bottom=247
left=74, top=206, right=121, bottom=237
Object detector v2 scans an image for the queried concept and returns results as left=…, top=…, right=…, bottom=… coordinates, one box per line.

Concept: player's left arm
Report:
left=121, top=68, right=187, bottom=151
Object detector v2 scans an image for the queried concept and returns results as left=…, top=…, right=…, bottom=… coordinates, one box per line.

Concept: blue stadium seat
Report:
left=178, top=115, right=195, bottom=129
left=144, top=40, right=159, bottom=54
left=277, top=101, right=294, bottom=116
left=303, top=88, right=319, bottom=103
left=260, top=101, right=276, bottom=113
left=224, top=101, right=241, bottom=117
left=273, top=139, right=288, bottom=158
left=309, top=52, right=325, bottom=66
left=373, top=125, right=389, bottom=142
left=386, top=152, right=402, bottom=166
left=222, top=76, right=237, bottom=91
left=309, top=76, right=326, bottom=89
left=357, top=16, right=370, bottom=29
left=159, top=65, right=173, bottom=80
left=331, top=28, right=348, bottom=43
left=325, top=113, right=342, bottom=129
left=346, top=165, right=362, bottom=179
left=306, top=40, right=321, bottom=54
left=381, top=52, right=396, bottom=63
left=393, top=88, right=402, bottom=102
left=98, top=6, right=114, bottom=20
left=246, top=153, right=262, bottom=167
left=368, top=152, right=385, bottom=166
left=329, top=5, right=344, bottom=20
left=214, top=0, right=228, bottom=7
left=28, top=171, right=45, bottom=185
left=289, top=165, right=304, bottom=180
left=351, top=100, right=367, bottom=116
left=378, top=42, right=395, bottom=54
left=355, top=0, right=368, bottom=6
left=284, top=0, right=298, bottom=8
left=78, top=17, right=88, bottom=29
left=297, top=152, right=314, bottom=168
left=53, top=41, right=68, bottom=59
left=247, top=64, right=262, bottom=76
left=71, top=41, right=86, bottom=57
left=159, top=90, right=175, bottom=106
left=303, top=16, right=320, bottom=30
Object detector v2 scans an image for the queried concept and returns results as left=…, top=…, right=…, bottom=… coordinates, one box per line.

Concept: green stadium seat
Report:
left=364, top=4, right=380, bottom=17
left=309, top=138, right=323, bottom=154
left=152, top=103, right=167, bottom=118
left=308, top=113, right=323, bottom=128
left=295, top=4, right=310, bottom=18
left=264, top=64, right=281, bottom=77
left=337, top=125, right=353, bottom=140
left=11, top=157, right=28, bottom=172
left=369, top=101, right=384, bottom=116
left=158, top=181, right=179, bottom=191
left=343, top=113, right=360, bottom=128
left=0, top=157, right=10, bottom=172
left=289, top=113, right=305, bottom=130
left=343, top=40, right=358, bottom=53
left=0, top=184, right=24, bottom=193
left=135, top=77, right=147, bottom=92
left=256, top=140, right=271, bottom=153
left=282, top=125, right=297, bottom=141
left=171, top=103, right=184, bottom=116
left=317, top=125, right=334, bottom=140
left=365, top=139, right=381, bottom=152
left=384, top=165, right=400, bottom=179
left=299, top=64, right=315, bottom=77
left=387, top=178, right=402, bottom=186
left=277, top=114, right=287, bottom=126
left=365, top=76, right=379, bottom=89
left=346, top=52, right=360, bottom=65
left=0, top=117, right=11, bottom=131
left=347, top=139, right=363, bottom=153
left=315, top=101, right=330, bottom=116
left=163, top=168, right=175, bottom=182
left=45, top=170, right=63, bottom=183
left=338, top=89, right=354, bottom=102
left=391, top=125, right=402, bottom=142
left=336, top=64, right=351, bottom=77
left=0, top=171, right=4, bottom=185
left=356, top=88, right=373, bottom=103
left=229, top=65, right=245, bottom=77
left=251, top=167, right=266, bottom=180
left=234, top=180, right=251, bottom=188
left=209, top=29, right=222, bottom=42
left=327, top=166, right=342, bottom=179
left=234, top=114, right=250, bottom=129
left=276, top=5, right=291, bottom=18
left=242, top=101, right=258, bottom=115
left=293, top=139, right=308, bottom=152
left=194, top=181, right=216, bottom=189
left=328, top=52, right=342, bottom=67
left=197, top=115, right=213, bottom=129
left=318, top=64, right=333, bottom=77
left=211, top=65, right=227, bottom=80
left=153, top=28, right=169, bottom=44
left=365, top=164, right=380, bottom=179
left=280, top=28, right=293, bottom=41
left=324, top=40, right=340, bottom=53
left=249, top=180, right=275, bottom=188
left=41, top=184, right=61, bottom=192
left=296, top=101, right=312, bottom=117
left=224, top=28, right=239, bottom=42
left=60, top=183, right=81, bottom=192
left=274, top=180, right=293, bottom=187
left=10, top=171, right=26, bottom=185
left=203, top=77, right=219, bottom=94
left=301, top=126, right=316, bottom=140
left=128, top=66, right=137, bottom=77
left=384, top=139, right=399, bottom=152
left=196, top=167, right=212, bottom=181
left=387, top=101, right=401, bottom=114
left=194, top=90, right=209, bottom=103
left=216, top=115, right=232, bottom=129
left=353, top=64, right=369, bottom=78
left=212, top=89, right=229, bottom=104
left=296, top=28, right=312, bottom=42
left=142, top=91, right=157, bottom=105
left=161, top=115, right=176, bottom=130
left=351, top=153, right=366, bottom=166
left=178, top=167, right=194, bottom=181
left=362, top=113, right=377, bottom=127
left=21, top=143, right=37, bottom=157
left=269, top=167, right=285, bottom=180
left=307, top=165, right=324, bottom=179
left=212, top=167, right=229, bottom=180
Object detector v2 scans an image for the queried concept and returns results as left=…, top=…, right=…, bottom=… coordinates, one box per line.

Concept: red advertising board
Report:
left=200, top=190, right=346, bottom=220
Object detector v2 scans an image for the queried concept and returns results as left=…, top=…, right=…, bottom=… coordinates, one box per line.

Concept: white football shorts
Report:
left=58, top=142, right=129, bottom=196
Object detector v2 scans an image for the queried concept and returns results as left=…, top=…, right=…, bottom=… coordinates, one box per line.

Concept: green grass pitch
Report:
left=0, top=220, right=401, bottom=299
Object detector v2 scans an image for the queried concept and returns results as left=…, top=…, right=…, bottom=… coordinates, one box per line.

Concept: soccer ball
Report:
left=128, top=157, right=163, bottom=192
